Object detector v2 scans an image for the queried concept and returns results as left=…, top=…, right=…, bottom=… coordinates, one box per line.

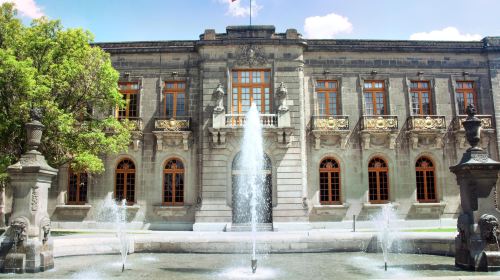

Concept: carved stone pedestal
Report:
left=0, top=114, right=57, bottom=273
left=450, top=105, right=500, bottom=272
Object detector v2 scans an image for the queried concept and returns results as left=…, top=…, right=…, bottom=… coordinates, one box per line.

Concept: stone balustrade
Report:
left=224, top=114, right=278, bottom=127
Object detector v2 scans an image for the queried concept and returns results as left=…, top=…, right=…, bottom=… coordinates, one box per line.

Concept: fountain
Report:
left=237, top=103, right=265, bottom=273
left=97, top=195, right=129, bottom=272
left=373, top=203, right=398, bottom=271
left=450, top=104, right=500, bottom=271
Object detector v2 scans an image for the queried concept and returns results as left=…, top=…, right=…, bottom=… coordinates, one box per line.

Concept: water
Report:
left=96, top=195, right=129, bottom=272
left=5, top=252, right=497, bottom=279
left=372, top=203, right=399, bottom=271
left=237, top=103, right=265, bottom=272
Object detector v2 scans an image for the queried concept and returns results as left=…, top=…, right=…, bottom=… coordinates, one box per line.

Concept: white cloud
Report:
left=218, top=0, right=262, bottom=18
left=304, top=12, right=353, bottom=39
left=409, top=27, right=482, bottom=41
left=0, top=0, right=44, bottom=18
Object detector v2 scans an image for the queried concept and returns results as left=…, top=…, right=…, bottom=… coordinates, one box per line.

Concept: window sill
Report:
left=153, top=205, right=191, bottom=217
left=412, top=202, right=447, bottom=215
left=313, top=203, right=349, bottom=216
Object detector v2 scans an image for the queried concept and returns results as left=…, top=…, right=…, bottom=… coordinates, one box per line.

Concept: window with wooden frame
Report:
left=319, top=158, right=341, bottom=204
left=68, top=169, right=88, bottom=205
left=455, top=81, right=477, bottom=115
left=363, top=81, right=387, bottom=115
left=368, top=157, right=389, bottom=203
left=163, top=158, right=184, bottom=205
left=231, top=70, right=271, bottom=114
left=163, top=81, right=186, bottom=118
left=117, top=82, right=140, bottom=119
left=115, top=159, right=135, bottom=204
left=316, top=80, right=340, bottom=115
left=410, top=81, right=432, bottom=115
left=415, top=157, right=437, bottom=202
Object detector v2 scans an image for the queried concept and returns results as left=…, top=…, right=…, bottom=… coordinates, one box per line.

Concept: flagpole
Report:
left=249, top=0, right=252, bottom=26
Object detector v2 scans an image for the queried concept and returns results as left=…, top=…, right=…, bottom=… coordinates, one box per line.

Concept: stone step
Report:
left=227, top=223, right=273, bottom=232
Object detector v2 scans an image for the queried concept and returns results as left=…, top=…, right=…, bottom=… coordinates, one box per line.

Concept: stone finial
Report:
left=213, top=83, right=225, bottom=113
left=29, top=108, right=43, bottom=122
left=463, top=104, right=482, bottom=151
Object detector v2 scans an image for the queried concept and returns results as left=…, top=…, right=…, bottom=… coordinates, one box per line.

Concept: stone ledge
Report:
left=55, top=204, right=92, bottom=210
left=313, top=204, right=349, bottom=216
left=153, top=205, right=190, bottom=217
left=412, top=202, right=447, bottom=215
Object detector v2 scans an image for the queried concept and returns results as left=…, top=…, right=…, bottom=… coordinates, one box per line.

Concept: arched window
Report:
left=115, top=159, right=135, bottom=204
left=163, top=158, right=184, bottom=205
left=319, top=158, right=341, bottom=204
left=415, top=157, right=437, bottom=202
left=368, top=157, right=389, bottom=203
left=68, top=169, right=88, bottom=205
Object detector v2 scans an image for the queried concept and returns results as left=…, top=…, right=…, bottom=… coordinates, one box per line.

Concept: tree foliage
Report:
left=0, top=3, right=132, bottom=183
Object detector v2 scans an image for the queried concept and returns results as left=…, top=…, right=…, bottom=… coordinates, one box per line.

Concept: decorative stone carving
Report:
left=10, top=217, right=29, bottom=245
left=407, top=116, right=446, bottom=149
left=213, top=83, right=225, bottom=113
left=410, top=116, right=446, bottom=130
left=236, top=45, right=268, bottom=66
left=40, top=217, right=51, bottom=244
left=479, top=214, right=500, bottom=244
left=314, top=117, right=349, bottom=131
left=311, top=116, right=350, bottom=149
left=276, top=82, right=288, bottom=112
left=155, top=119, right=190, bottom=131
left=362, top=116, right=398, bottom=130
left=31, top=188, right=39, bottom=211
left=360, top=116, right=398, bottom=150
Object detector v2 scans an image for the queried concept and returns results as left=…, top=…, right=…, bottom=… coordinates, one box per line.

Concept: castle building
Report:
left=47, top=26, right=500, bottom=231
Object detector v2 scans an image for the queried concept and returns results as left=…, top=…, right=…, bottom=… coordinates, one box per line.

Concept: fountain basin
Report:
left=53, top=231, right=455, bottom=257
left=4, top=252, right=499, bottom=279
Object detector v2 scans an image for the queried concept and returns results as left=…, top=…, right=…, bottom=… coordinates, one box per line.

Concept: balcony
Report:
left=452, top=115, right=494, bottom=149
left=224, top=114, right=278, bottom=127
left=210, top=112, right=292, bottom=149
left=359, top=115, right=398, bottom=149
left=311, top=116, right=350, bottom=149
left=153, top=116, right=192, bottom=151
left=407, top=115, right=446, bottom=149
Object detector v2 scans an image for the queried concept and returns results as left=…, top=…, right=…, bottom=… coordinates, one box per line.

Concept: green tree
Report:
left=0, top=3, right=132, bottom=184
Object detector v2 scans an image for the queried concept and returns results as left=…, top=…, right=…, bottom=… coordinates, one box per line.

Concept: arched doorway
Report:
left=231, top=152, right=272, bottom=224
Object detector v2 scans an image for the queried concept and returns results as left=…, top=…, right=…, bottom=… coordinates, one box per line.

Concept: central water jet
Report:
left=237, top=103, right=265, bottom=274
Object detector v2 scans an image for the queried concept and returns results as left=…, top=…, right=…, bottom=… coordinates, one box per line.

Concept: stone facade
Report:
left=40, top=26, right=500, bottom=231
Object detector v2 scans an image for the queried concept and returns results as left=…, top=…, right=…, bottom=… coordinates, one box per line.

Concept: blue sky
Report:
left=4, top=0, right=500, bottom=42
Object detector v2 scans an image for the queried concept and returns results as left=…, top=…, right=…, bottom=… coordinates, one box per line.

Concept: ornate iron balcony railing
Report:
left=361, top=115, right=398, bottom=131
left=311, top=115, right=349, bottom=131
left=154, top=116, right=191, bottom=131
left=407, top=115, right=446, bottom=130
left=453, top=115, right=493, bottom=130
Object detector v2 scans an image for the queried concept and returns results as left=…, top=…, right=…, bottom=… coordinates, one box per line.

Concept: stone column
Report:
left=0, top=109, right=57, bottom=273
